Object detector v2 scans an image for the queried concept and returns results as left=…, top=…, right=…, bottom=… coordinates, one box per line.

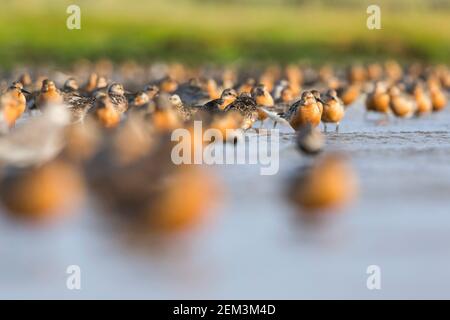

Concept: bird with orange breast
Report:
left=159, top=76, right=178, bottom=94
left=282, top=91, right=322, bottom=131
left=259, top=65, right=280, bottom=93
left=388, top=86, right=416, bottom=118
left=89, top=75, right=109, bottom=98
left=310, top=90, right=324, bottom=115
left=201, top=88, right=238, bottom=113
left=336, top=82, right=361, bottom=107
left=128, top=91, right=156, bottom=116
left=151, top=94, right=183, bottom=132
left=82, top=73, right=99, bottom=96
left=86, top=134, right=220, bottom=233
left=365, top=81, right=391, bottom=119
left=429, top=82, right=447, bottom=112
left=412, top=82, right=432, bottom=116
left=199, top=89, right=245, bottom=140
left=251, top=84, right=275, bottom=127
left=18, top=73, right=33, bottom=89
left=288, top=153, right=358, bottom=213
left=0, top=159, right=85, bottom=222
left=205, top=78, right=221, bottom=100
left=0, top=81, right=29, bottom=127
left=238, top=78, right=256, bottom=94
left=36, top=79, right=64, bottom=109
left=321, top=89, right=345, bottom=132
left=144, top=84, right=160, bottom=100
left=90, top=94, right=121, bottom=129
left=367, top=63, right=383, bottom=81
left=348, top=64, right=367, bottom=84
left=385, top=60, right=403, bottom=84
left=272, top=86, right=296, bottom=115
left=285, top=64, right=302, bottom=97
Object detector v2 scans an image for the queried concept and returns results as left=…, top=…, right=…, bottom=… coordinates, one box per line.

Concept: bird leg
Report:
left=259, top=119, right=265, bottom=129
left=273, top=121, right=278, bottom=129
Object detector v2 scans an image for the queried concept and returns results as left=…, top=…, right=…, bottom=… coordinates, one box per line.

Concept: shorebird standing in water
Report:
left=321, top=89, right=345, bottom=132
left=283, top=91, right=322, bottom=131
left=252, top=84, right=275, bottom=127
left=0, top=81, right=30, bottom=127
left=365, top=81, right=391, bottom=122
left=429, top=81, right=447, bottom=112
left=388, top=86, right=416, bottom=118
left=412, top=82, right=432, bottom=116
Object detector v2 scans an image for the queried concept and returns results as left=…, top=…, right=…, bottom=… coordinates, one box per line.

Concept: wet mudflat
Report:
left=1, top=100, right=450, bottom=299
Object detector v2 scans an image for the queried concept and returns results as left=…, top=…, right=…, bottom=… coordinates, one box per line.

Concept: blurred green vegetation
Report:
left=0, top=0, right=449, bottom=68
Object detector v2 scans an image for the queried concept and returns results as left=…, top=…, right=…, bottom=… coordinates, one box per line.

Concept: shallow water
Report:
left=1, top=99, right=450, bottom=299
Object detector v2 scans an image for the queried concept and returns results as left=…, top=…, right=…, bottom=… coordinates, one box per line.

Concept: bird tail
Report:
left=258, top=107, right=291, bottom=127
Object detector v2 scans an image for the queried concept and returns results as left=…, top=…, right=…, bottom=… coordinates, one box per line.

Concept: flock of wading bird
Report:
left=0, top=60, right=449, bottom=231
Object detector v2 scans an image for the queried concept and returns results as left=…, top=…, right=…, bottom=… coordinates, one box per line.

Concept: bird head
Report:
left=169, top=94, right=183, bottom=107
left=108, top=83, right=125, bottom=96
left=64, top=78, right=79, bottom=92
left=41, top=79, right=57, bottom=93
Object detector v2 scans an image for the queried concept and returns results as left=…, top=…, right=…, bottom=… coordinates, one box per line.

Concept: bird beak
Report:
left=21, top=89, right=31, bottom=94
left=124, top=90, right=132, bottom=95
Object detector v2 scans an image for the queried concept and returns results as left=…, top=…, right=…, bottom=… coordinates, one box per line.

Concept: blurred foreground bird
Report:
left=0, top=106, right=70, bottom=167
left=288, top=153, right=358, bottom=213
left=0, top=82, right=29, bottom=127
left=151, top=94, right=183, bottom=132
left=86, top=134, right=221, bottom=232
left=0, top=159, right=85, bottom=221
left=296, top=123, right=324, bottom=155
